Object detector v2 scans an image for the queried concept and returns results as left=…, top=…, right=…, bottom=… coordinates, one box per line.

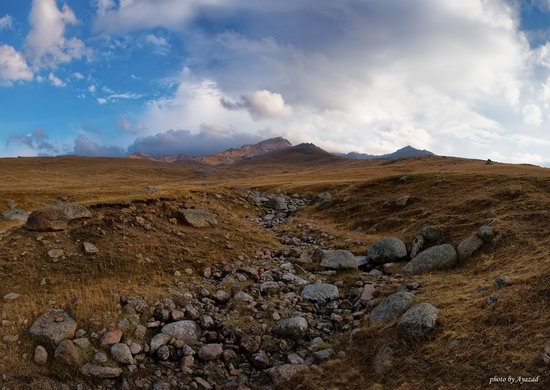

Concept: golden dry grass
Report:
left=0, top=154, right=549, bottom=388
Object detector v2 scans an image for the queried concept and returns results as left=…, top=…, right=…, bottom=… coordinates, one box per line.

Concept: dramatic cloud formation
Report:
left=221, top=90, right=293, bottom=120
left=26, top=0, right=88, bottom=68
left=128, top=129, right=262, bottom=156
left=0, top=45, right=33, bottom=84
left=72, top=134, right=125, bottom=157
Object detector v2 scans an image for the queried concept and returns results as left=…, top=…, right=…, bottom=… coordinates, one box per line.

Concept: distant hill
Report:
left=128, top=137, right=292, bottom=165
left=198, top=137, right=292, bottom=165
left=236, top=143, right=346, bottom=168
left=341, top=145, right=435, bottom=160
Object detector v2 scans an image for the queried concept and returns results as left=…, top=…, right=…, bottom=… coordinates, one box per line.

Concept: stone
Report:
left=111, top=343, right=134, bottom=364
left=156, top=345, right=170, bottom=360
left=213, top=290, right=230, bottom=303
left=403, top=244, right=457, bottom=274
left=369, top=291, right=413, bottom=324
left=233, top=292, right=254, bottom=302
left=358, top=284, right=376, bottom=305
left=82, top=242, right=99, bottom=254
left=100, top=329, right=122, bottom=348
left=180, top=209, right=217, bottom=228
left=287, top=353, right=305, bottom=365
left=73, top=338, right=90, bottom=349
left=267, top=196, right=287, bottom=210
left=301, top=283, right=339, bottom=303
left=252, top=351, right=270, bottom=369
left=47, top=249, right=64, bottom=260
left=3, top=292, right=21, bottom=301
left=260, top=281, right=280, bottom=294
left=395, top=195, right=410, bottom=207
left=34, top=345, right=48, bottom=365
left=314, top=348, right=335, bottom=362
left=397, top=303, right=439, bottom=340
left=124, top=296, right=148, bottom=313
left=93, top=352, right=108, bottom=363
left=383, top=262, right=403, bottom=275
left=266, top=364, right=307, bottom=386
left=477, top=225, right=495, bottom=242
left=199, top=315, right=215, bottom=330
left=421, top=226, right=443, bottom=243
left=161, top=321, right=200, bottom=344
left=319, top=249, right=358, bottom=270
left=81, top=363, right=123, bottom=378
left=197, top=343, right=223, bottom=361
left=149, top=333, right=171, bottom=352
left=367, top=237, right=407, bottom=265
left=30, top=309, right=77, bottom=345
left=25, top=204, right=92, bottom=231
left=494, top=275, right=510, bottom=289
left=54, top=340, right=80, bottom=366
left=195, top=377, right=213, bottom=390
left=3, top=335, right=18, bottom=343
left=1, top=203, right=29, bottom=222
left=281, top=273, right=309, bottom=285
left=273, top=316, right=309, bottom=338
left=457, top=234, right=484, bottom=261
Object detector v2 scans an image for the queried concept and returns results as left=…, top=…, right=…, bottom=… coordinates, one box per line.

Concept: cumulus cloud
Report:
left=221, top=90, right=293, bottom=120
left=72, top=134, right=125, bottom=156
left=128, top=129, right=262, bottom=156
left=0, top=45, right=33, bottom=84
left=26, top=0, right=89, bottom=68
left=0, top=15, right=13, bottom=30
left=7, top=129, right=57, bottom=154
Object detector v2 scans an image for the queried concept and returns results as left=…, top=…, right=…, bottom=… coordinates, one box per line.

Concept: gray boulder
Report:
left=267, top=196, right=287, bottom=210
left=367, top=237, right=407, bottom=265
left=161, top=320, right=200, bottom=343
left=111, top=343, right=134, bottom=365
left=457, top=234, right=484, bottom=261
left=30, top=309, right=78, bottom=345
left=397, top=303, right=439, bottom=340
left=180, top=209, right=217, bottom=228
left=273, top=316, right=309, bottom=338
left=301, top=284, right=339, bottom=303
left=369, top=291, right=413, bottom=324
left=26, top=204, right=91, bottom=231
left=319, top=249, right=358, bottom=270
left=403, top=244, right=457, bottom=274
left=266, top=364, right=307, bottom=386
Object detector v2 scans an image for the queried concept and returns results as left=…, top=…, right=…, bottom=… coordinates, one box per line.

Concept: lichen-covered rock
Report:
left=318, top=249, right=358, bottom=270
left=161, top=320, right=201, bottom=343
left=403, top=244, right=457, bottom=274
left=367, top=237, right=407, bottom=265
left=25, top=204, right=91, bottom=231
left=397, top=303, right=439, bottom=340
left=370, top=291, right=413, bottom=324
left=179, top=209, right=218, bottom=228
left=301, top=283, right=339, bottom=303
left=273, top=316, right=309, bottom=338
left=30, top=309, right=78, bottom=345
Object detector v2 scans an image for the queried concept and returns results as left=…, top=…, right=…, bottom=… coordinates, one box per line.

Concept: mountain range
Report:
left=128, top=137, right=435, bottom=165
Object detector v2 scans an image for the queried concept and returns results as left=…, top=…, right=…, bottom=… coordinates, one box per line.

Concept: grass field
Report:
left=0, top=154, right=548, bottom=388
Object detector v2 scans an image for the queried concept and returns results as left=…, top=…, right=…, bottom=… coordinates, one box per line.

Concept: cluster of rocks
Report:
left=247, top=192, right=309, bottom=228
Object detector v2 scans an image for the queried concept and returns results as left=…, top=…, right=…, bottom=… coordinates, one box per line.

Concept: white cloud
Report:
left=145, top=34, right=170, bottom=55
left=72, top=72, right=84, bottom=79
left=97, top=97, right=107, bottom=104
left=522, top=103, right=543, bottom=126
left=0, top=45, right=33, bottom=85
left=0, top=15, right=13, bottom=30
left=48, top=72, right=65, bottom=87
left=88, top=84, right=96, bottom=93
left=222, top=90, right=293, bottom=120
left=26, top=0, right=89, bottom=68
left=93, top=0, right=223, bottom=34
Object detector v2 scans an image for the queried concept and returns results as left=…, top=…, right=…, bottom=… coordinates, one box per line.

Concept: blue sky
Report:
left=1, top=1, right=550, bottom=165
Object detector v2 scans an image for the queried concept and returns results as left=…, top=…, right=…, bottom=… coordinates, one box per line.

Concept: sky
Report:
left=1, top=0, right=550, bottom=165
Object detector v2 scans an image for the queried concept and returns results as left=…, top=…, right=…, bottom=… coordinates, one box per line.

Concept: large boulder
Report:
left=301, top=284, right=339, bottom=303
left=273, top=316, right=309, bottom=338
left=179, top=209, right=217, bottom=228
left=30, top=309, right=78, bottom=345
left=267, top=196, right=287, bottom=210
left=366, top=237, right=407, bottom=265
left=397, top=303, right=439, bottom=340
left=318, top=249, right=358, bottom=270
left=403, top=244, right=457, bottom=274
left=457, top=226, right=495, bottom=261
left=161, top=320, right=201, bottom=344
left=54, top=340, right=80, bottom=366
left=370, top=291, right=413, bottom=324
left=25, top=204, right=92, bottom=231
